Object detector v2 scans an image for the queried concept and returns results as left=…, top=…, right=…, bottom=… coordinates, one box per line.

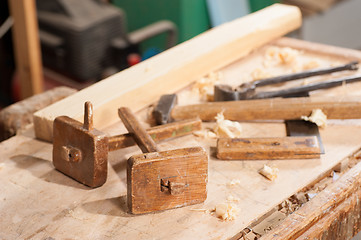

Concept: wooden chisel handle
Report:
left=108, top=118, right=202, bottom=151
left=171, top=96, right=361, bottom=121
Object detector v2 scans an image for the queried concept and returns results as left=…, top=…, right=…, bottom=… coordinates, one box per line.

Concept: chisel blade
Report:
left=285, top=120, right=325, bottom=154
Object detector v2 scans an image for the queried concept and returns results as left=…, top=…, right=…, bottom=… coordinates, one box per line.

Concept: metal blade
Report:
left=285, top=120, right=324, bottom=154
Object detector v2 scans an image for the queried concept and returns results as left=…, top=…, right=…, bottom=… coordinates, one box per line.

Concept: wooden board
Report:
left=33, top=4, right=302, bottom=142
left=2, top=37, right=361, bottom=239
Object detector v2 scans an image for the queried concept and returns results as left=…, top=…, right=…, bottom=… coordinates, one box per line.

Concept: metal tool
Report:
left=214, top=61, right=359, bottom=101
left=118, top=107, right=208, bottom=214
left=53, top=101, right=202, bottom=188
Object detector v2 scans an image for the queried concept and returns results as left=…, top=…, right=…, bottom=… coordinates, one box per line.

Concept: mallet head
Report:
left=53, top=102, right=108, bottom=188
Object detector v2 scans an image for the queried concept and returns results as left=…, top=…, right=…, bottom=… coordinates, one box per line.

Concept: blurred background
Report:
left=0, top=0, right=358, bottom=108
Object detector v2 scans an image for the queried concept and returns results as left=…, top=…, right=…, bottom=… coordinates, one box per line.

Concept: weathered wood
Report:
left=33, top=4, right=302, bottom=142
left=118, top=107, right=208, bottom=214
left=297, top=189, right=361, bottom=239
left=8, top=0, right=44, bottom=99
left=118, top=107, right=159, bottom=153
left=217, top=136, right=321, bottom=160
left=127, top=147, right=208, bottom=214
left=107, top=118, right=202, bottom=151
left=0, top=86, right=76, bottom=141
left=170, top=96, right=361, bottom=121
left=52, top=115, right=108, bottom=188
left=3, top=36, right=361, bottom=239
left=261, top=159, right=361, bottom=240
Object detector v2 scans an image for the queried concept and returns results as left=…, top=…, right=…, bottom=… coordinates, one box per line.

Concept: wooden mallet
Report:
left=53, top=102, right=202, bottom=188
left=118, top=107, right=208, bottom=214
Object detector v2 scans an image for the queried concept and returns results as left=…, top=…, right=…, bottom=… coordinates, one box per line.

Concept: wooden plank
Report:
left=8, top=0, right=44, bottom=99
left=33, top=4, right=302, bottom=142
left=261, top=159, right=361, bottom=240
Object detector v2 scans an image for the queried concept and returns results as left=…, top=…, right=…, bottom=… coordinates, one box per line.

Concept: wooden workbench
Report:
left=2, top=37, right=361, bottom=239
left=2, top=5, right=361, bottom=239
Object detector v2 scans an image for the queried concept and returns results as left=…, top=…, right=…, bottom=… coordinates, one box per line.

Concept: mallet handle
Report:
left=118, top=107, right=160, bottom=153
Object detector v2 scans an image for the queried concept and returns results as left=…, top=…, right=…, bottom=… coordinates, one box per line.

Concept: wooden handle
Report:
left=118, top=107, right=159, bottom=153
left=108, top=118, right=202, bottom=151
left=171, top=96, right=361, bottom=121
left=217, top=136, right=321, bottom=160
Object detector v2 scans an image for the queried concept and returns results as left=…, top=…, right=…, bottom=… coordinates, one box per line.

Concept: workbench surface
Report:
left=2, top=38, right=361, bottom=239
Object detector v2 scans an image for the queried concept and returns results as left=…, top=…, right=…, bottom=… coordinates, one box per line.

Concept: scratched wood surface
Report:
left=2, top=38, right=361, bottom=239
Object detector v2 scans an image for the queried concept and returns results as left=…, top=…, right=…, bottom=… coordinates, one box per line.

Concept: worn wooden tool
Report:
left=165, top=96, right=361, bottom=122
left=118, top=107, right=208, bottom=214
left=217, top=136, right=321, bottom=160
left=53, top=102, right=202, bottom=188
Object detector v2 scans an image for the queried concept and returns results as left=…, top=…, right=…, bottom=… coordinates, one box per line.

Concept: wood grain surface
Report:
left=217, top=136, right=320, bottom=160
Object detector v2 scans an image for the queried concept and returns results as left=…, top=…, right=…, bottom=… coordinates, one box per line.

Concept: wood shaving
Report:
left=227, top=195, right=240, bottom=202
left=193, top=72, right=223, bottom=101
left=301, top=109, right=327, bottom=128
left=190, top=208, right=210, bottom=214
left=228, top=179, right=241, bottom=187
left=214, top=202, right=240, bottom=221
left=214, top=112, right=242, bottom=138
left=193, top=130, right=217, bottom=139
left=303, top=60, right=320, bottom=70
left=259, top=165, right=278, bottom=181
left=265, top=46, right=299, bottom=65
left=278, top=47, right=299, bottom=65
left=251, top=68, right=272, bottom=80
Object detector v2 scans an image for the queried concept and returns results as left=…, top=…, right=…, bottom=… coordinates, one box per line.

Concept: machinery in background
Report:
left=36, top=0, right=177, bottom=81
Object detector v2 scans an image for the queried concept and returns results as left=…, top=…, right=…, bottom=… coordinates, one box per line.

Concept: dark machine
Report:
left=36, top=0, right=177, bottom=81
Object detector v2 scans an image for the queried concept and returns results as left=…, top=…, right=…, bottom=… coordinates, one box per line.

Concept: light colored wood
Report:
left=3, top=38, right=361, bottom=239
left=8, top=0, right=44, bottom=99
left=33, top=4, right=302, bottom=142
left=216, top=136, right=320, bottom=160
left=170, top=96, right=361, bottom=121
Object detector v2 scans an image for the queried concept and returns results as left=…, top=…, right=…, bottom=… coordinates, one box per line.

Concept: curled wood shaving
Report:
left=193, top=72, right=223, bottom=101
left=265, top=46, right=300, bottom=65
left=193, top=130, right=217, bottom=139
left=214, top=202, right=240, bottom=221
left=214, top=112, right=242, bottom=138
left=259, top=165, right=279, bottom=181
left=301, top=109, right=327, bottom=128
